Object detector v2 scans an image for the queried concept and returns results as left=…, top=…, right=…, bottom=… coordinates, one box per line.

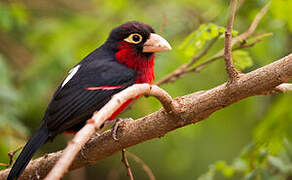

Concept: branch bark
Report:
left=224, top=0, right=239, bottom=81
left=44, top=84, right=175, bottom=180
left=121, top=149, right=134, bottom=180
left=0, top=53, right=291, bottom=180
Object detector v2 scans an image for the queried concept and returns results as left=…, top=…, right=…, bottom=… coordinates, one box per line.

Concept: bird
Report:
left=7, top=21, right=171, bottom=180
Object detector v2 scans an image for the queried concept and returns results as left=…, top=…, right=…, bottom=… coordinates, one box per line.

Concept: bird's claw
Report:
left=111, top=118, right=133, bottom=141
left=80, top=145, right=87, bottom=160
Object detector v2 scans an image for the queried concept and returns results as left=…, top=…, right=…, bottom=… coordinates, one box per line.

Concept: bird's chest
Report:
left=109, top=68, right=154, bottom=120
left=135, top=68, right=154, bottom=84
left=115, top=47, right=155, bottom=84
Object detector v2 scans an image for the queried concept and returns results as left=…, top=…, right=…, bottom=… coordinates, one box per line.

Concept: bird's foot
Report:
left=80, top=145, right=87, bottom=160
left=110, top=118, right=134, bottom=141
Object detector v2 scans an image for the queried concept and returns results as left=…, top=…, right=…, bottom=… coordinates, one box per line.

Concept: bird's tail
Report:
left=7, top=123, right=49, bottom=180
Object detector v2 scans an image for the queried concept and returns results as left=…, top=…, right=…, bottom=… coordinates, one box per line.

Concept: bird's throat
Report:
left=115, top=42, right=155, bottom=84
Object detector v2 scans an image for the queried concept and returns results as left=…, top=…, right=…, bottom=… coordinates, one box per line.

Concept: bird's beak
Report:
left=143, top=33, right=172, bottom=53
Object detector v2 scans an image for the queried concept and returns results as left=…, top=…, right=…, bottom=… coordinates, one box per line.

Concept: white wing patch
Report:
left=61, top=65, right=81, bottom=87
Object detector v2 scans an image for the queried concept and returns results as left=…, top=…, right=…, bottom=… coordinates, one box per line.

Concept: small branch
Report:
left=121, top=149, right=134, bottom=180
left=156, top=35, right=219, bottom=85
left=0, top=54, right=291, bottom=180
left=187, top=55, right=222, bottom=73
left=158, top=13, right=167, bottom=35
left=0, top=147, right=22, bottom=168
left=233, top=33, right=273, bottom=50
left=238, top=0, right=246, bottom=8
left=189, top=36, right=220, bottom=67
left=186, top=33, right=270, bottom=74
left=276, top=83, right=292, bottom=93
left=224, top=0, right=239, bottom=81
left=232, top=1, right=271, bottom=44
left=44, top=84, right=175, bottom=180
left=257, top=83, right=292, bottom=95
left=127, top=152, right=155, bottom=180
left=157, top=2, right=271, bottom=86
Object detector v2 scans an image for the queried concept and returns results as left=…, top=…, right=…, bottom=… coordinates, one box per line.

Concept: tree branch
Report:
left=186, top=33, right=272, bottom=75
left=224, top=0, right=239, bottom=81
left=276, top=83, right=292, bottom=93
left=157, top=2, right=270, bottom=86
left=44, top=84, right=175, bottom=180
left=232, top=1, right=271, bottom=44
left=0, top=53, right=291, bottom=180
left=127, top=152, right=155, bottom=180
left=156, top=35, right=219, bottom=86
left=121, top=149, right=134, bottom=180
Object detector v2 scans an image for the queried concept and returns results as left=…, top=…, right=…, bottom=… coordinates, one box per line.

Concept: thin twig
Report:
left=159, top=13, right=167, bottom=35
left=185, top=34, right=269, bottom=75
left=276, top=83, right=292, bottom=93
left=238, top=0, right=246, bottom=8
left=0, top=147, right=22, bottom=167
left=3, top=2, right=273, bottom=179
left=224, top=0, right=239, bottom=81
left=127, top=152, right=156, bottom=180
left=156, top=35, right=219, bottom=85
left=1, top=54, right=292, bottom=180
left=44, top=84, right=175, bottom=180
left=233, top=33, right=273, bottom=50
left=121, top=149, right=134, bottom=180
left=178, top=3, right=271, bottom=80
left=232, top=1, right=271, bottom=44
left=187, top=55, right=222, bottom=73
left=256, top=83, right=292, bottom=95
left=157, top=2, right=271, bottom=86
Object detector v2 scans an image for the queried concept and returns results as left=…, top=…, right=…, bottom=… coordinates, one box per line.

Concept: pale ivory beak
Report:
left=143, top=33, right=172, bottom=53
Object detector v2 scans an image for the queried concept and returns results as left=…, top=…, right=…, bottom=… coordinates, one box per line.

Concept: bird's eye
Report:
left=124, top=33, right=143, bottom=44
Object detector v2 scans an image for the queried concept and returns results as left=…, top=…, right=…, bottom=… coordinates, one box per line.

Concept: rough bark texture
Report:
left=224, top=0, right=239, bottom=81
left=0, top=53, right=291, bottom=180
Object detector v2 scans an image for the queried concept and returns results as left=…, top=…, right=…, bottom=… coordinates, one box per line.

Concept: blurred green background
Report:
left=0, top=0, right=292, bottom=179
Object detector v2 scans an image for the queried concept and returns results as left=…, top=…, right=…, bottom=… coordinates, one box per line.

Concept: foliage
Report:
left=178, top=23, right=226, bottom=60
left=0, top=0, right=291, bottom=179
left=233, top=50, right=253, bottom=71
left=0, top=55, right=27, bottom=169
left=270, top=0, right=292, bottom=33
left=199, top=141, right=292, bottom=180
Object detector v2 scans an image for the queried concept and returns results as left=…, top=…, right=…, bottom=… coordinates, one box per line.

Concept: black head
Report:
left=108, top=21, right=155, bottom=45
left=104, top=21, right=171, bottom=57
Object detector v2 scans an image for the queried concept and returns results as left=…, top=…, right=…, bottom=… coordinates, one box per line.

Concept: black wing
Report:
left=43, top=59, right=136, bottom=137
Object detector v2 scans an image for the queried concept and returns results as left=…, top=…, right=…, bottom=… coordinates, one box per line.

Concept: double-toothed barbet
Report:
left=7, top=21, right=171, bottom=180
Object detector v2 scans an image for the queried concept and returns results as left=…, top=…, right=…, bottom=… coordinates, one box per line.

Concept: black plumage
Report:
left=7, top=21, right=171, bottom=180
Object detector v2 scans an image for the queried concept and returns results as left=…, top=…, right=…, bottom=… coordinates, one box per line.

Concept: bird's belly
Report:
left=108, top=97, right=138, bottom=120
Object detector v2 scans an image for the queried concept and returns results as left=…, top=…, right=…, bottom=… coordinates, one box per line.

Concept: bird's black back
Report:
left=44, top=45, right=137, bottom=138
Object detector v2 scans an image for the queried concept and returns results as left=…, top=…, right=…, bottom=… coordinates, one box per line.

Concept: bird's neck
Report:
left=115, top=42, right=155, bottom=84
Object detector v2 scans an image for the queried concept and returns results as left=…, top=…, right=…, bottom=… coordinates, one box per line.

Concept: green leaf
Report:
left=178, top=23, right=225, bottom=60
left=271, top=0, right=292, bottom=33
left=244, top=168, right=258, bottom=180
left=233, top=50, right=253, bottom=71
left=215, top=161, right=235, bottom=178
left=253, top=94, right=292, bottom=154
left=198, top=165, right=216, bottom=180
left=215, top=161, right=227, bottom=171
left=258, top=149, right=268, bottom=163
left=10, top=3, right=29, bottom=27
left=0, top=5, right=13, bottom=31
